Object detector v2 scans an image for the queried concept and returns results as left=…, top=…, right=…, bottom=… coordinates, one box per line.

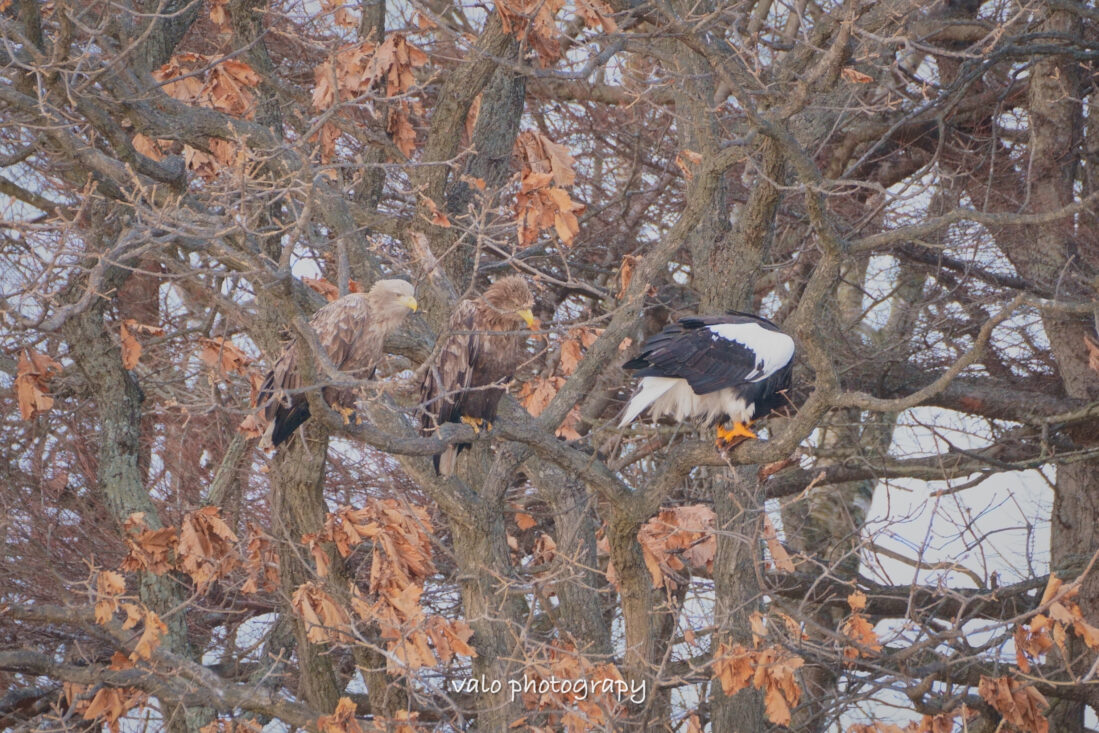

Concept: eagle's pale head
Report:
left=368, top=278, right=418, bottom=320
left=483, top=276, right=535, bottom=329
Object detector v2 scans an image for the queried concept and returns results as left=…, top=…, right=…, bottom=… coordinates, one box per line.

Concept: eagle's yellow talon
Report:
left=716, top=421, right=757, bottom=447
left=337, top=405, right=356, bottom=425
left=461, top=415, right=485, bottom=434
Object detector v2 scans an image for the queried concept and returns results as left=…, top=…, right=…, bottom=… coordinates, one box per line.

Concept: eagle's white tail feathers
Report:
left=619, top=377, right=680, bottom=427
left=620, top=377, right=755, bottom=428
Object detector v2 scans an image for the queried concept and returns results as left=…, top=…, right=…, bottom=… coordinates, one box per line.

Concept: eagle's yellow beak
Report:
left=401, top=295, right=419, bottom=312
left=517, top=308, right=536, bottom=329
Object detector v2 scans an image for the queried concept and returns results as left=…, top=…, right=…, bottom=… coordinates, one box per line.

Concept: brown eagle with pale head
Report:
left=419, top=276, right=536, bottom=474
left=259, top=279, right=418, bottom=448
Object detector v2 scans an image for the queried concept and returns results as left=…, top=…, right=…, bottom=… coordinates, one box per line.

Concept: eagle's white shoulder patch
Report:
left=707, top=322, right=795, bottom=382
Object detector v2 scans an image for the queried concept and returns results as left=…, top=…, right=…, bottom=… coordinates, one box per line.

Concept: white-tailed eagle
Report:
left=259, top=279, right=418, bottom=447
left=619, top=312, right=795, bottom=445
left=419, top=276, right=536, bottom=474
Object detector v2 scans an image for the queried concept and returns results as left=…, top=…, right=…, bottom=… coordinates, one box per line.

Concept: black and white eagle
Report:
left=619, top=312, right=795, bottom=445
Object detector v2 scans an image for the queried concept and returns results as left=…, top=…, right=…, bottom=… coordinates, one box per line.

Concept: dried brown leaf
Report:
left=15, top=348, right=62, bottom=420
left=317, top=697, right=364, bottom=733
left=762, top=515, right=795, bottom=573
left=198, top=337, right=253, bottom=377
left=841, top=67, right=873, bottom=83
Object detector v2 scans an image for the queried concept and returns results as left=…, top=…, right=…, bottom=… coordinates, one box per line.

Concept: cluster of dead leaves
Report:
left=292, top=582, right=356, bottom=645
left=296, top=500, right=475, bottom=670
left=514, top=130, right=584, bottom=248
left=146, top=54, right=260, bottom=179
left=1015, top=574, right=1099, bottom=674
left=515, top=643, right=626, bottom=732
left=318, top=697, right=363, bottom=733
left=846, top=707, right=974, bottom=733
left=497, top=0, right=616, bottom=66
left=93, top=568, right=128, bottom=625
left=978, top=676, right=1049, bottom=733
left=497, top=0, right=565, bottom=65
left=318, top=698, right=417, bottom=733
left=713, top=641, right=805, bottom=727
left=89, top=566, right=170, bottom=661
left=67, top=680, right=147, bottom=733
left=119, top=507, right=251, bottom=592
left=311, top=34, right=428, bottom=159
left=318, top=698, right=360, bottom=733
left=603, top=505, right=716, bottom=591
left=14, top=347, right=62, bottom=420
left=319, top=0, right=359, bottom=29
left=840, top=591, right=882, bottom=662
left=517, top=326, right=603, bottom=440
left=179, top=506, right=241, bottom=591
left=153, top=54, right=260, bottom=117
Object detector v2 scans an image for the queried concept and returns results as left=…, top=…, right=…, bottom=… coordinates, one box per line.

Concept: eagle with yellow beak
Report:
left=259, top=278, right=418, bottom=447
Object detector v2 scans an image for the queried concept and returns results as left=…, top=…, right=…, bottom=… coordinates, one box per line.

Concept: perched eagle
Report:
left=419, top=276, right=536, bottom=474
left=619, top=312, right=795, bottom=445
left=259, top=279, right=418, bottom=448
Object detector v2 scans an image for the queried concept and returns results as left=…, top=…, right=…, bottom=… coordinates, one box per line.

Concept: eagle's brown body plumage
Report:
left=259, top=279, right=417, bottom=447
left=419, top=276, right=535, bottom=474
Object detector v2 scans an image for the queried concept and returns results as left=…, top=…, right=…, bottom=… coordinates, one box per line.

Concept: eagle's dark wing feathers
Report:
left=625, top=320, right=761, bottom=395
left=419, top=299, right=481, bottom=433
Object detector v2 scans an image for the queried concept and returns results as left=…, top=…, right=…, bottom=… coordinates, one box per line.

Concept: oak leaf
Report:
left=131, top=608, right=169, bottom=660
left=675, top=149, right=702, bottom=180
left=318, top=697, right=364, bottom=733
left=978, top=676, right=1048, bottom=733
left=120, top=319, right=164, bottom=370
left=198, top=337, right=253, bottom=377
left=388, top=102, right=418, bottom=157
left=15, top=348, right=62, bottom=420
left=841, top=67, right=873, bottom=83
left=94, top=569, right=126, bottom=625
left=82, top=687, right=146, bottom=733
left=617, top=254, right=638, bottom=299
left=762, top=515, right=795, bottom=573
left=132, top=133, right=168, bottom=161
